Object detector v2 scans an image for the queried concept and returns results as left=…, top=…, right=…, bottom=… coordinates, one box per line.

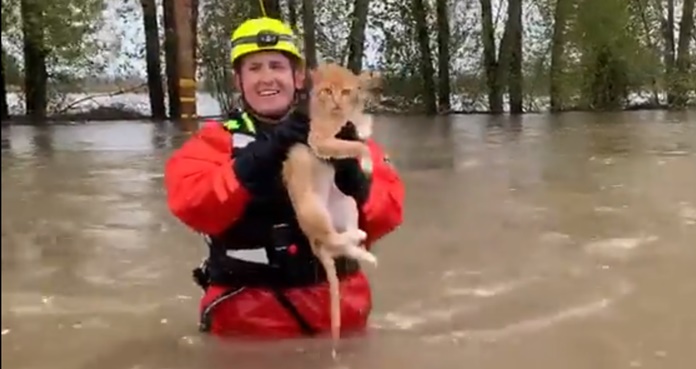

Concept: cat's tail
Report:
left=318, top=249, right=341, bottom=352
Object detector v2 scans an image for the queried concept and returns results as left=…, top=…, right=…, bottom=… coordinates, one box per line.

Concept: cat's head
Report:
left=309, top=63, right=378, bottom=117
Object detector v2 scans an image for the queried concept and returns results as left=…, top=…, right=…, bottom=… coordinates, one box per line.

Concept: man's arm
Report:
left=165, top=116, right=309, bottom=236
left=164, top=122, right=251, bottom=236
left=358, top=139, right=405, bottom=245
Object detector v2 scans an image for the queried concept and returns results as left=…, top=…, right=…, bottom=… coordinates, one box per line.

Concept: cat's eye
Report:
left=341, top=89, right=351, bottom=96
left=321, top=88, right=332, bottom=96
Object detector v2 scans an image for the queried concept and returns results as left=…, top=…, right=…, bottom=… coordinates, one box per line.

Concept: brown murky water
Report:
left=2, top=111, right=696, bottom=369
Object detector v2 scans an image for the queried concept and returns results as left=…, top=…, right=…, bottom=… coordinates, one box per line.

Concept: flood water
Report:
left=2, top=110, right=696, bottom=369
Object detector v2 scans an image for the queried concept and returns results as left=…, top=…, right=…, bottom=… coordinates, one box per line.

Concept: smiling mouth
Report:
left=258, top=90, right=280, bottom=97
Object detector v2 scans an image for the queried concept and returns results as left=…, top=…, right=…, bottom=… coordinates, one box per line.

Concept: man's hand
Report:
left=233, top=116, right=309, bottom=197
left=333, top=121, right=371, bottom=204
left=335, top=122, right=360, bottom=141
left=274, top=117, right=310, bottom=149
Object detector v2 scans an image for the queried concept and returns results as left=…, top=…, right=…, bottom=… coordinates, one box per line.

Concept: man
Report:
left=164, top=16, right=404, bottom=338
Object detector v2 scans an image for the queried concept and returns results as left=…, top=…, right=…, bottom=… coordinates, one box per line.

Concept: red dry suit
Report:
left=164, top=110, right=404, bottom=338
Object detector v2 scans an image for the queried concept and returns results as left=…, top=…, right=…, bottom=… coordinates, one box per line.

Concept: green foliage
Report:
left=198, top=0, right=255, bottom=114
left=2, top=49, right=22, bottom=86
left=313, top=0, right=352, bottom=62
left=2, top=0, right=109, bottom=112
left=44, top=1, right=106, bottom=66
left=4, top=0, right=107, bottom=76
left=567, top=0, right=642, bottom=108
left=372, top=0, right=423, bottom=109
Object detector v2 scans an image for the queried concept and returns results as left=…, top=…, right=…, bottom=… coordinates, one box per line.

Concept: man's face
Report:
left=235, top=51, right=305, bottom=118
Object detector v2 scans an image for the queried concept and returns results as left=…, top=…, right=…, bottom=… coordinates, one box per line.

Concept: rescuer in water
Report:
left=164, top=16, right=405, bottom=338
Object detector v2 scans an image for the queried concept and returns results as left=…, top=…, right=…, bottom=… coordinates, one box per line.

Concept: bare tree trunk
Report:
left=480, top=0, right=503, bottom=113
left=412, top=0, right=437, bottom=115
left=20, top=0, right=48, bottom=121
left=259, top=0, right=281, bottom=19
left=664, top=0, right=677, bottom=105
left=287, top=0, right=298, bottom=33
left=495, top=17, right=513, bottom=106
left=174, top=0, right=198, bottom=130
left=550, top=0, right=570, bottom=112
left=141, top=0, right=166, bottom=120
left=347, top=0, right=370, bottom=74
left=673, top=0, right=695, bottom=107
left=507, top=0, right=523, bottom=114
left=435, top=0, right=450, bottom=112
left=163, top=0, right=180, bottom=119
left=1, top=59, right=8, bottom=120
left=296, top=0, right=318, bottom=114
left=192, top=0, right=199, bottom=63
left=634, top=0, right=660, bottom=105
left=301, top=0, right=318, bottom=69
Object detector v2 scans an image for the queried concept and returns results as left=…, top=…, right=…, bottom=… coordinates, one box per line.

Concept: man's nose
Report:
left=257, top=67, right=274, bottom=84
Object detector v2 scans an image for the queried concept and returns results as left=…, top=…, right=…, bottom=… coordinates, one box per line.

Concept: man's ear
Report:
left=294, top=66, right=307, bottom=89
left=233, top=73, right=242, bottom=91
left=309, top=67, right=322, bottom=85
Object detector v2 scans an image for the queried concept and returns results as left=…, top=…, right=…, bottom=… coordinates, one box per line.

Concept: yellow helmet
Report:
left=230, top=17, right=303, bottom=65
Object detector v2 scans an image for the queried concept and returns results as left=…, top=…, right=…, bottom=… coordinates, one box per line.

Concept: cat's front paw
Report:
left=344, top=245, right=378, bottom=267
left=345, top=229, right=367, bottom=244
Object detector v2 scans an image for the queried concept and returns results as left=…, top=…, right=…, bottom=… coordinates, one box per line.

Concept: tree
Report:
left=347, top=0, right=370, bottom=73
left=140, top=0, right=165, bottom=120
left=435, top=0, right=451, bottom=112
left=21, top=0, right=48, bottom=119
left=301, top=0, right=318, bottom=69
left=286, top=0, right=298, bottom=32
left=575, top=0, right=634, bottom=110
left=550, top=0, right=572, bottom=112
left=480, top=0, right=505, bottom=113
left=672, top=0, right=695, bottom=107
left=507, top=0, right=523, bottom=114
left=259, top=0, right=281, bottom=19
left=412, top=0, right=437, bottom=114
left=1, top=57, right=8, bottom=120
left=163, top=0, right=180, bottom=119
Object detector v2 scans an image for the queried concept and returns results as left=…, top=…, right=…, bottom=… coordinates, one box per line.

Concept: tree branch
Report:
left=53, top=83, right=147, bottom=115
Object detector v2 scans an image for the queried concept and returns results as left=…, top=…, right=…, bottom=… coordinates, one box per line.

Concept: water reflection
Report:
left=151, top=122, right=175, bottom=150
left=484, top=114, right=524, bottom=143
left=0, top=121, right=194, bottom=157
left=1, top=133, right=11, bottom=150
left=375, top=114, right=457, bottom=171
left=30, top=125, right=56, bottom=157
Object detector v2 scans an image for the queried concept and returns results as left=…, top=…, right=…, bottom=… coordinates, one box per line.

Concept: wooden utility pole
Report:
left=173, top=0, right=198, bottom=131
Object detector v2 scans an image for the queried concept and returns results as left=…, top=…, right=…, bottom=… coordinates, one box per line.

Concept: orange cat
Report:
left=281, top=62, right=379, bottom=356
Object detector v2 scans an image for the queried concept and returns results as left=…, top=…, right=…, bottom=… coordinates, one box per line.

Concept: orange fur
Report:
left=281, top=62, right=379, bottom=357
left=307, top=63, right=375, bottom=161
